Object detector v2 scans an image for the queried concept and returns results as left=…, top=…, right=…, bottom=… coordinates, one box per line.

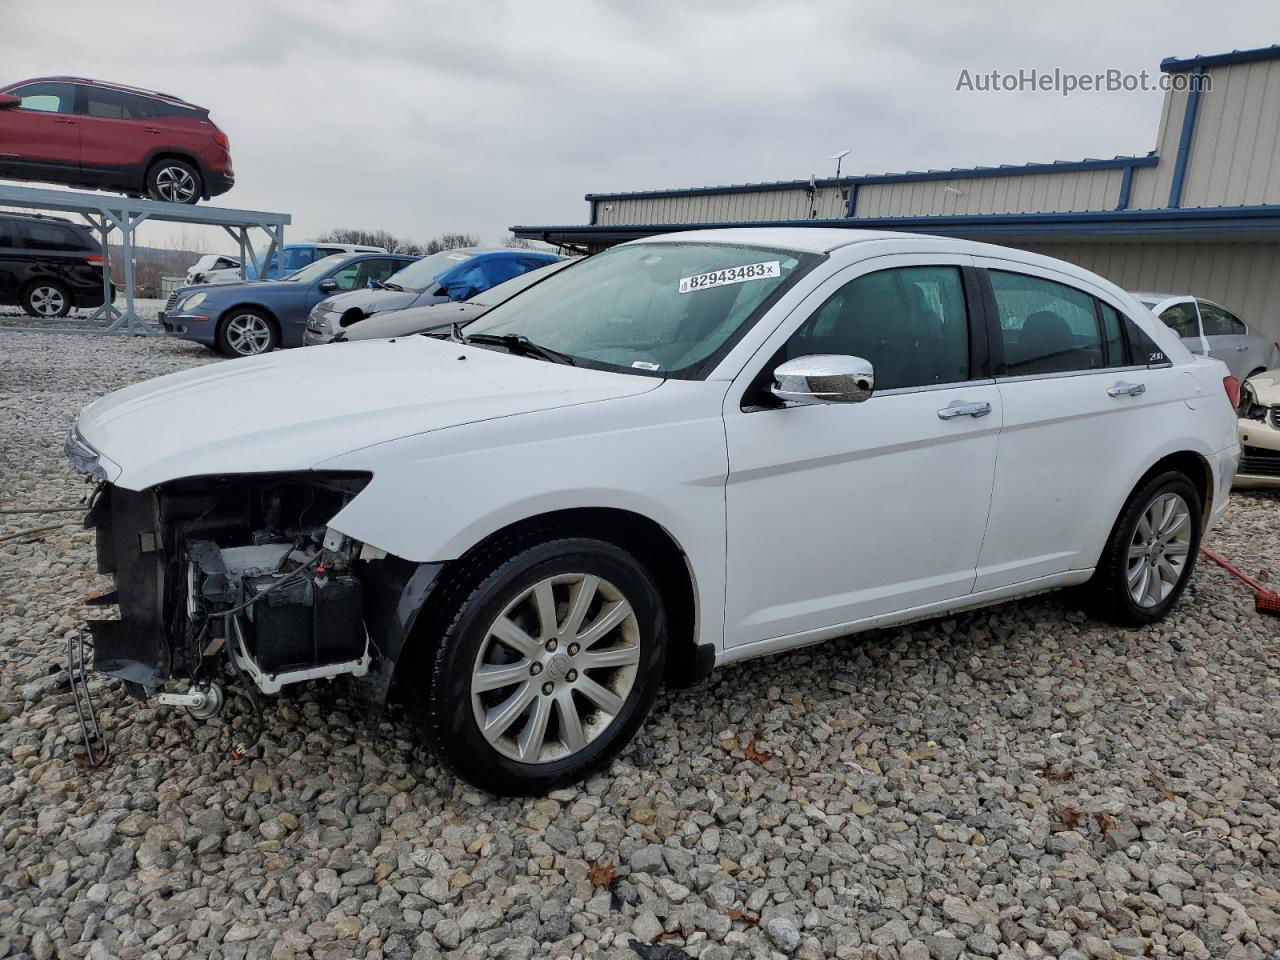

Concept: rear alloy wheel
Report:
left=147, top=160, right=202, bottom=204
left=416, top=537, right=666, bottom=795
left=217, top=310, right=278, bottom=357
left=1087, top=471, right=1202, bottom=625
left=21, top=282, right=71, bottom=318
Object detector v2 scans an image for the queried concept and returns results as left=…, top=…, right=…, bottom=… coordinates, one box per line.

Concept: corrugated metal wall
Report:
left=594, top=186, right=847, bottom=226
left=855, top=169, right=1122, bottom=217
left=1180, top=58, right=1280, bottom=207
left=1018, top=240, right=1280, bottom=340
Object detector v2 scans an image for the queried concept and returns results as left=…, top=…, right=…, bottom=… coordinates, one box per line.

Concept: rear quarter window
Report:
left=21, top=222, right=84, bottom=251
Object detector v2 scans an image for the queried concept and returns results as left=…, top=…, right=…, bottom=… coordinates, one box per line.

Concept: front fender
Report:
left=319, top=380, right=731, bottom=656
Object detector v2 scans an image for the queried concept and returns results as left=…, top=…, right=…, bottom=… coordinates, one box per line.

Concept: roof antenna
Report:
left=829, top=149, right=851, bottom=180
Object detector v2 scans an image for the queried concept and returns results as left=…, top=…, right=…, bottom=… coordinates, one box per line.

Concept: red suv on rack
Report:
left=0, top=77, right=233, bottom=204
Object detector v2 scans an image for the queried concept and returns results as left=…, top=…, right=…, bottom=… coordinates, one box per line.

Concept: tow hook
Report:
left=156, top=681, right=224, bottom=720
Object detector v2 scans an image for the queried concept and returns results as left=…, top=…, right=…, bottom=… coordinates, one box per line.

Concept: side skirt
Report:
left=715, top=569, right=1094, bottom=667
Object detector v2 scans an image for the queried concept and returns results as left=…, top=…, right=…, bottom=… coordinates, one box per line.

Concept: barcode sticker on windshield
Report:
left=678, top=260, right=780, bottom=294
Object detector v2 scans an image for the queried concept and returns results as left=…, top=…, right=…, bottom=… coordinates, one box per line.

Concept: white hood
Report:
left=76, top=337, right=659, bottom=490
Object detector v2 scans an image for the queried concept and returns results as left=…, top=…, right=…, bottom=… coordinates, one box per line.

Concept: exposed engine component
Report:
left=156, top=681, right=224, bottom=719
left=85, top=472, right=375, bottom=700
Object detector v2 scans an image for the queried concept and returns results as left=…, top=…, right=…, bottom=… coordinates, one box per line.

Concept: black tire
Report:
left=145, top=159, right=202, bottom=204
left=1086, top=471, right=1202, bottom=626
left=414, top=537, right=667, bottom=795
left=216, top=309, right=279, bottom=357
left=20, top=280, right=71, bottom=318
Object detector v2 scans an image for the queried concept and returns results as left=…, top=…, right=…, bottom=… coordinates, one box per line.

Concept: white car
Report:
left=185, top=253, right=241, bottom=286
left=67, top=228, right=1239, bottom=794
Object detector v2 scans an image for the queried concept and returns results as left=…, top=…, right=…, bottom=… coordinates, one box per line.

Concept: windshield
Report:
left=469, top=259, right=571, bottom=306
left=286, top=254, right=349, bottom=284
left=463, top=242, right=821, bottom=378
left=388, top=249, right=476, bottom=292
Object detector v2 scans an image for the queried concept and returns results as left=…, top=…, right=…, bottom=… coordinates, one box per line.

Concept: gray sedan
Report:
left=314, top=259, right=576, bottom=344
left=1134, top=292, right=1280, bottom=381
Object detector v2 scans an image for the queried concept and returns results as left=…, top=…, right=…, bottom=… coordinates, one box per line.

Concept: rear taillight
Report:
left=213, top=131, right=229, bottom=149
left=1224, top=375, right=1241, bottom=409
left=85, top=256, right=103, bottom=267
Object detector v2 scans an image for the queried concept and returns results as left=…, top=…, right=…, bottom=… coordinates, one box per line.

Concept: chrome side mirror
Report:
left=771, top=354, right=875, bottom=405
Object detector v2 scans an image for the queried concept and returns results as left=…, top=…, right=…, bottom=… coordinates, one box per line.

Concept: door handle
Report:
left=144, top=127, right=162, bottom=134
left=1107, top=382, right=1146, bottom=398
left=54, top=118, right=76, bottom=125
left=1235, top=344, right=1249, bottom=351
left=937, top=400, right=992, bottom=420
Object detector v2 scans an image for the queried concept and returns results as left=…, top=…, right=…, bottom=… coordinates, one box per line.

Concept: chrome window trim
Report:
left=871, top=377, right=996, bottom=398
left=996, top=363, right=1161, bottom=385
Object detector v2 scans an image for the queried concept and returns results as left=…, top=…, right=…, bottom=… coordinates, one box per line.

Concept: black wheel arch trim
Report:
left=349, top=557, right=446, bottom=711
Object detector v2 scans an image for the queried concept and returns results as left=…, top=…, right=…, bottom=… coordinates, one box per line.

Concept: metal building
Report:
left=513, top=45, right=1280, bottom=340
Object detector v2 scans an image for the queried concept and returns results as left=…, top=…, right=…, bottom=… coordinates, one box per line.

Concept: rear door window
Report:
left=988, top=270, right=1105, bottom=376
left=1197, top=301, right=1247, bottom=337
left=21, top=222, right=80, bottom=251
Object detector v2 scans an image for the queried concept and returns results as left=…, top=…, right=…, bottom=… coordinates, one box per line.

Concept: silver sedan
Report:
left=306, top=259, right=576, bottom=345
left=1133, top=292, right=1280, bottom=381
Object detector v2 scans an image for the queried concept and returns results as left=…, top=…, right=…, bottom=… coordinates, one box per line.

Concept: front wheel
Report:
left=216, top=309, right=278, bottom=357
left=415, top=538, right=666, bottom=795
left=1087, top=471, right=1202, bottom=625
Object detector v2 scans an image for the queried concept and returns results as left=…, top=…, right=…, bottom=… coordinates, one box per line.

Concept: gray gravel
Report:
left=1, top=331, right=1279, bottom=960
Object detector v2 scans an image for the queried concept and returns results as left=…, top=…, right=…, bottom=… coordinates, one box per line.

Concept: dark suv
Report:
left=0, top=214, right=112, bottom=318
left=0, top=77, right=234, bottom=204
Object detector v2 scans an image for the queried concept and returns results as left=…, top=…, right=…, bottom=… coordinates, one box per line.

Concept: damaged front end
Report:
left=82, top=469, right=441, bottom=712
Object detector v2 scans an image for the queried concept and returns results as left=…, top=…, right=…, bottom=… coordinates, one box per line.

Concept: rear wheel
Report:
left=216, top=309, right=278, bottom=357
left=146, top=159, right=202, bottom=204
left=414, top=537, right=666, bottom=795
left=1087, top=471, right=1202, bottom=625
left=21, top=281, right=71, bottom=318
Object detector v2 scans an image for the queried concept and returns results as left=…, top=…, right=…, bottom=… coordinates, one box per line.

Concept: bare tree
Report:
left=502, top=236, right=533, bottom=249
left=424, top=233, right=481, bottom=254
left=312, top=228, right=426, bottom=255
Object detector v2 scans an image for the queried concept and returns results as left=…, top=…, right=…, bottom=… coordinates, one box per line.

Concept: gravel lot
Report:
left=1, top=328, right=1278, bottom=960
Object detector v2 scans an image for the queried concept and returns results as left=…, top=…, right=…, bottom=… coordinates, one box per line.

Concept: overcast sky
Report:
left=6, top=1, right=1280, bottom=252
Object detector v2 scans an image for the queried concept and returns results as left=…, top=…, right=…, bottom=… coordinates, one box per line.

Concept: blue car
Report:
left=161, top=252, right=418, bottom=356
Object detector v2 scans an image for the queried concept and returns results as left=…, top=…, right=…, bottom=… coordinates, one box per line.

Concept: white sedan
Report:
left=68, top=228, right=1239, bottom=794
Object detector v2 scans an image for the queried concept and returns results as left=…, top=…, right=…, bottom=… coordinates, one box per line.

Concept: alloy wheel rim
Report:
left=156, top=165, right=197, bottom=203
left=30, top=286, right=65, bottom=316
left=470, top=573, right=641, bottom=764
left=1127, top=492, right=1192, bottom=607
left=225, top=315, right=272, bottom=355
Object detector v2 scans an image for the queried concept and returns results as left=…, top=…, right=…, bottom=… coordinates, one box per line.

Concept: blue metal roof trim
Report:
left=513, top=204, right=1280, bottom=243
left=1161, top=45, right=1280, bottom=73
left=584, top=155, right=1157, bottom=202
left=852, top=155, right=1156, bottom=186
